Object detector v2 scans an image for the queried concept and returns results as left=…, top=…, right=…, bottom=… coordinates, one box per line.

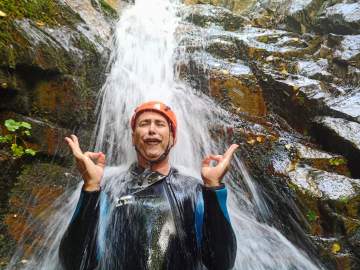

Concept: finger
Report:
left=84, top=151, right=101, bottom=159
left=223, top=144, right=239, bottom=160
left=97, top=153, right=106, bottom=168
left=65, top=137, right=83, bottom=158
left=202, top=156, right=211, bottom=167
left=208, top=155, right=223, bottom=162
left=70, top=134, right=80, bottom=148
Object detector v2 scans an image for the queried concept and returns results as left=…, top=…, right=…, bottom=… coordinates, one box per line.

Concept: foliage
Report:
left=329, top=157, right=346, bottom=166
left=0, top=119, right=36, bottom=158
left=0, top=0, right=61, bottom=25
left=331, top=242, right=341, bottom=254
left=306, top=210, right=318, bottom=222
left=98, top=0, right=118, bottom=19
left=0, top=0, right=82, bottom=48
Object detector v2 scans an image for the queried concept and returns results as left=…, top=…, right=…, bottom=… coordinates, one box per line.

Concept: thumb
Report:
left=97, top=152, right=106, bottom=168
left=224, top=144, right=239, bottom=158
left=222, top=144, right=239, bottom=166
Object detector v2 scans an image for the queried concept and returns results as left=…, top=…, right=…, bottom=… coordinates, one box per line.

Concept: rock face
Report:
left=179, top=1, right=360, bottom=269
left=1, top=0, right=359, bottom=269
left=0, top=0, right=116, bottom=266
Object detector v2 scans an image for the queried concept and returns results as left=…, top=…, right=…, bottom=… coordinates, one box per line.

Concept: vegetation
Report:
left=0, top=0, right=65, bottom=25
left=98, top=0, right=118, bottom=19
left=306, top=210, right=318, bottom=222
left=0, top=119, right=36, bottom=158
left=329, top=157, right=346, bottom=166
left=0, top=0, right=82, bottom=48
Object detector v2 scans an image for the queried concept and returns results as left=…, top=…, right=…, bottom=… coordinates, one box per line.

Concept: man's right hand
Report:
left=65, top=134, right=106, bottom=191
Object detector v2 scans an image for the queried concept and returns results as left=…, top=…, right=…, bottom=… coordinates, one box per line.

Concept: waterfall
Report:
left=6, top=0, right=323, bottom=269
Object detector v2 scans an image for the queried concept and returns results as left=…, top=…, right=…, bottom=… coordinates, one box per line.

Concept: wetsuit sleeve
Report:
left=59, top=190, right=100, bottom=270
left=195, top=184, right=237, bottom=270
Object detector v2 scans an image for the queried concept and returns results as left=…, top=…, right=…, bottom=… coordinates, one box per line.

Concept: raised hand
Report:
left=201, top=144, right=239, bottom=187
left=65, top=134, right=106, bottom=191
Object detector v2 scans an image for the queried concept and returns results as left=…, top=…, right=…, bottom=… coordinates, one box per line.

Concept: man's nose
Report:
left=148, top=122, right=156, bottom=134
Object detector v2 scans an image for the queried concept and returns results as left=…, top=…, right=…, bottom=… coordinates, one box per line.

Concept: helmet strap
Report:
left=134, top=131, right=174, bottom=170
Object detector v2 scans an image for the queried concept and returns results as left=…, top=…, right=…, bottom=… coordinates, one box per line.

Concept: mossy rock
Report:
left=1, top=162, right=77, bottom=264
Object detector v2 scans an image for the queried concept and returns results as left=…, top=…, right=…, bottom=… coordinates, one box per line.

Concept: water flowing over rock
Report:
left=1, top=0, right=360, bottom=269
left=0, top=0, right=116, bottom=266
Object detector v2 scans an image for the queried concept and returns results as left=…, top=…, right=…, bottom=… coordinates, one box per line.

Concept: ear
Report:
left=170, top=132, right=175, bottom=147
left=131, top=132, right=135, bottom=146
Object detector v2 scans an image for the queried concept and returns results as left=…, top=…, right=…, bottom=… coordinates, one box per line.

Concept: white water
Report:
left=7, top=0, right=323, bottom=269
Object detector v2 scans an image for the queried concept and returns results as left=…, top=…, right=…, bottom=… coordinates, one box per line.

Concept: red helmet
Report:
left=130, top=101, right=177, bottom=140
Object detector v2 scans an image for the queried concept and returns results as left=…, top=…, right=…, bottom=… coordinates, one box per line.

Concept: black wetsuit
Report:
left=59, top=164, right=237, bottom=270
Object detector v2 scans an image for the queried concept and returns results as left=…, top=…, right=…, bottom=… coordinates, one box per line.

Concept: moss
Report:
left=0, top=0, right=74, bottom=26
left=0, top=0, right=82, bottom=51
left=0, top=0, right=59, bottom=26
left=99, top=0, right=118, bottom=19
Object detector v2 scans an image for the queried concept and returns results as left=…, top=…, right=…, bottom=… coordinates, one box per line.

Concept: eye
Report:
left=138, top=120, right=150, bottom=127
left=157, top=121, right=166, bottom=127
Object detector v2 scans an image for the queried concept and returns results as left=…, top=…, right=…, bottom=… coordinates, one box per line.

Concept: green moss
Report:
left=0, top=0, right=61, bottom=25
left=329, top=157, right=347, bottom=166
left=0, top=0, right=83, bottom=58
left=98, top=0, right=118, bottom=20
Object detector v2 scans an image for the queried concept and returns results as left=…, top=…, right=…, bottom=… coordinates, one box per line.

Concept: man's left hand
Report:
left=201, top=144, right=239, bottom=187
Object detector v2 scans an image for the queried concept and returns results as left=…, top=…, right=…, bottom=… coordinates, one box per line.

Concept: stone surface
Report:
left=316, top=2, right=360, bottom=35
left=182, top=4, right=248, bottom=30
left=0, top=1, right=114, bottom=267
left=312, top=117, right=360, bottom=178
left=288, top=164, right=359, bottom=200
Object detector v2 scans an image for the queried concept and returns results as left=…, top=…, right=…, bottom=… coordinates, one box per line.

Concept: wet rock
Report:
left=316, top=2, right=360, bottom=35
left=292, top=142, right=350, bottom=176
left=254, top=61, right=360, bottom=131
left=0, top=16, right=108, bottom=128
left=297, top=59, right=332, bottom=81
left=66, top=0, right=116, bottom=40
left=3, top=163, right=77, bottom=261
left=183, top=0, right=256, bottom=14
left=288, top=164, right=359, bottom=201
left=312, top=116, right=360, bottom=178
left=325, top=89, right=360, bottom=123
left=181, top=51, right=267, bottom=117
left=332, top=34, right=360, bottom=68
left=0, top=111, right=92, bottom=161
left=232, top=26, right=321, bottom=61
left=182, top=4, right=248, bottom=31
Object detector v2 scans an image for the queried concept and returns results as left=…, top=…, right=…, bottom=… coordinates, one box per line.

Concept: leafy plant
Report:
left=329, top=157, right=346, bottom=166
left=0, top=119, right=36, bottom=157
left=306, top=210, right=318, bottom=222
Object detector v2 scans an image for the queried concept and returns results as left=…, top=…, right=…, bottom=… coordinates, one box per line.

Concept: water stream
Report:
left=7, top=0, right=324, bottom=269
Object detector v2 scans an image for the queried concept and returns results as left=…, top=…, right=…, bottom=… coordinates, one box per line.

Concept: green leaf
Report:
left=0, top=134, right=13, bottom=143
left=25, top=148, right=36, bottom=156
left=5, top=119, right=20, bottom=132
left=11, top=144, right=24, bottom=157
left=20, top=122, right=31, bottom=129
left=24, top=130, right=31, bottom=136
left=306, top=210, right=317, bottom=222
left=329, top=158, right=346, bottom=166
left=338, top=196, right=349, bottom=204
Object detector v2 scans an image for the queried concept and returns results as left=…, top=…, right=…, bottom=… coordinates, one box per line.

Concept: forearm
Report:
left=59, top=190, right=100, bottom=270
left=196, top=185, right=237, bottom=270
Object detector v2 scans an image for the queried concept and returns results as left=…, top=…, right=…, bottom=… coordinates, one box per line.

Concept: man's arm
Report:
left=195, top=184, right=237, bottom=270
left=59, top=190, right=100, bottom=270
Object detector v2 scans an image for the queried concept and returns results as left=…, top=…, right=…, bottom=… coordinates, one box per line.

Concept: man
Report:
left=59, top=101, right=238, bottom=270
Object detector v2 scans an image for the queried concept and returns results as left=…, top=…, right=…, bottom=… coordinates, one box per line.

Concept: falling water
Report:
left=7, top=0, right=323, bottom=269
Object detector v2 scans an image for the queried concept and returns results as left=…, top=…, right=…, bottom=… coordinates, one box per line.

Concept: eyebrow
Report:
left=138, top=119, right=167, bottom=124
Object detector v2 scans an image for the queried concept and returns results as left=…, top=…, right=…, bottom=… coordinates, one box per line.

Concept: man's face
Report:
left=132, top=111, right=174, bottom=161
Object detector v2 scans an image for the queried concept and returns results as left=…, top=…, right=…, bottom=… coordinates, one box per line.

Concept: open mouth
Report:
left=144, top=138, right=162, bottom=145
